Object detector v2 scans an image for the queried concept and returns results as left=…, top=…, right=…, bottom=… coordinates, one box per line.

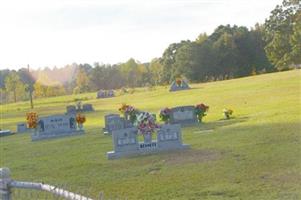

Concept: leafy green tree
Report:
left=264, top=0, right=300, bottom=69
left=160, top=41, right=191, bottom=83
left=289, top=10, right=301, bottom=65
left=74, top=68, right=90, bottom=94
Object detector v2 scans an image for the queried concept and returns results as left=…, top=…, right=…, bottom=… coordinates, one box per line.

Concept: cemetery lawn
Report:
left=1, top=70, right=301, bottom=200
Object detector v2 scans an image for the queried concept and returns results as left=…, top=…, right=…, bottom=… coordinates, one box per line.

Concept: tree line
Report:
left=0, top=0, right=300, bottom=103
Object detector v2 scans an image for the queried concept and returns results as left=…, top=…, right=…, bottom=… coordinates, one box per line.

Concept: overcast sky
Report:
left=0, top=0, right=282, bottom=70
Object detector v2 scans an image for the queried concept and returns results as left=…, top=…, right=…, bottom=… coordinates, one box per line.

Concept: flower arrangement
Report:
left=176, top=78, right=182, bottom=87
left=76, top=113, right=86, bottom=124
left=26, top=112, right=38, bottom=129
left=119, top=103, right=138, bottom=123
left=159, top=107, right=172, bottom=124
left=195, top=103, right=209, bottom=122
left=76, top=113, right=86, bottom=130
left=223, top=109, right=233, bottom=119
left=136, top=112, right=158, bottom=136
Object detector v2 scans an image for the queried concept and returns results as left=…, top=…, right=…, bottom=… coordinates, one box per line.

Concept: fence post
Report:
left=0, top=168, right=12, bottom=200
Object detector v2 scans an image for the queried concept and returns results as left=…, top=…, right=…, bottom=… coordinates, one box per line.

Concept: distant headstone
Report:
left=97, top=90, right=105, bottom=98
left=82, top=104, right=94, bottom=112
left=169, top=106, right=198, bottom=126
left=31, top=114, right=84, bottom=141
left=17, top=123, right=27, bottom=133
left=108, top=90, right=115, bottom=97
left=66, top=105, right=77, bottom=114
left=0, top=130, right=12, bottom=137
left=97, top=90, right=115, bottom=99
left=169, top=80, right=190, bottom=92
left=107, top=124, right=189, bottom=159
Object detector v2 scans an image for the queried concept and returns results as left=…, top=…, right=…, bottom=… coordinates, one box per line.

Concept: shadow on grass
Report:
left=192, top=116, right=250, bottom=131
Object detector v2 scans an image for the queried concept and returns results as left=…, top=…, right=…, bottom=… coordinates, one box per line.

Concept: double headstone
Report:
left=97, top=90, right=115, bottom=98
left=66, top=104, right=94, bottom=114
left=169, top=106, right=198, bottom=126
left=107, top=124, right=189, bottom=159
left=31, top=114, right=84, bottom=141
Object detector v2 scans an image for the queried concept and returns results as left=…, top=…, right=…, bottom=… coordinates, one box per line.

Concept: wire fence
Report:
left=0, top=168, right=106, bottom=200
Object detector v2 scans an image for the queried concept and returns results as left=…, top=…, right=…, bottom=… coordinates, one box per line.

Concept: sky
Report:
left=0, top=0, right=282, bottom=70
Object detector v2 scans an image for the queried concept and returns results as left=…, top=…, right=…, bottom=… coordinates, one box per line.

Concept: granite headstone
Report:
left=66, top=105, right=77, bottom=114
left=31, top=114, right=84, bottom=141
left=17, top=123, right=27, bottom=133
left=169, top=80, right=190, bottom=92
left=107, top=124, right=189, bottom=159
left=82, top=104, right=94, bottom=112
left=169, top=106, right=198, bottom=126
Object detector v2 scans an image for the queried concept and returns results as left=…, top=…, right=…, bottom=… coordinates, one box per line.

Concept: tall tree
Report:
left=264, top=0, right=301, bottom=69
left=4, top=72, right=24, bottom=102
left=74, top=68, right=90, bottom=94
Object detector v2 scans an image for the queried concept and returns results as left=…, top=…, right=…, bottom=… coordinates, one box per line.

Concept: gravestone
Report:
left=31, top=114, right=84, bottom=141
left=97, top=90, right=105, bottom=98
left=107, top=124, right=189, bottom=159
left=157, top=124, right=187, bottom=150
left=169, top=80, right=190, bottom=92
left=0, top=130, right=12, bottom=137
left=97, top=90, right=115, bottom=98
left=103, top=114, right=133, bottom=134
left=82, top=104, right=94, bottom=112
left=108, top=90, right=115, bottom=97
left=17, top=123, right=27, bottom=133
left=66, top=105, right=77, bottom=114
left=169, top=106, right=198, bottom=126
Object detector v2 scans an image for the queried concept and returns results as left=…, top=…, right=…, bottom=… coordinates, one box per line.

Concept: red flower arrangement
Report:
left=195, top=103, right=209, bottom=122
left=136, top=112, right=158, bottom=135
left=176, top=78, right=182, bottom=87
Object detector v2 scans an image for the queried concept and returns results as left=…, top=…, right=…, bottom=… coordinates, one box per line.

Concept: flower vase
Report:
left=143, top=133, right=152, bottom=144
left=198, top=115, right=203, bottom=123
left=224, top=113, right=230, bottom=119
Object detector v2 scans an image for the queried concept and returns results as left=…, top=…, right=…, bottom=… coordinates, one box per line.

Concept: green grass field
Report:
left=1, top=70, right=301, bottom=199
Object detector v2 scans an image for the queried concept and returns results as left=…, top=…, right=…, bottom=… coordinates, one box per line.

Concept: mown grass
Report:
left=0, top=70, right=301, bottom=199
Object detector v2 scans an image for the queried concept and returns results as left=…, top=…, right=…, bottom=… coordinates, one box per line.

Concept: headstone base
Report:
left=107, top=142, right=189, bottom=159
left=31, top=130, right=84, bottom=141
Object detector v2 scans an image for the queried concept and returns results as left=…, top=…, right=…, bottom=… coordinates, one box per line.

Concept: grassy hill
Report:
left=1, top=70, right=300, bottom=199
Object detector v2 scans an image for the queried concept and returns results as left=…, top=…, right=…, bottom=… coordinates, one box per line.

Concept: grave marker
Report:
left=82, top=104, right=94, bottom=112
left=31, top=114, right=84, bottom=141
left=97, top=90, right=115, bottom=98
left=66, top=105, right=77, bottom=114
left=107, top=124, right=189, bottom=159
left=169, top=80, right=190, bottom=92
left=103, top=114, right=133, bottom=134
left=169, top=106, right=198, bottom=126
left=17, top=123, right=27, bottom=133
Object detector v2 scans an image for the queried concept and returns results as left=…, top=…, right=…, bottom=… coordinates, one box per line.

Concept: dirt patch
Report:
left=161, top=149, right=221, bottom=166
